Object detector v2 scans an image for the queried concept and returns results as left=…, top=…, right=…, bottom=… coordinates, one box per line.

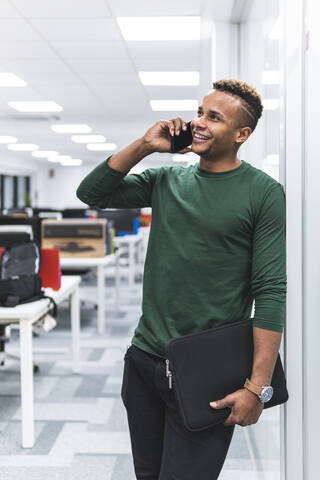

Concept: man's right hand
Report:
left=141, top=117, right=192, bottom=154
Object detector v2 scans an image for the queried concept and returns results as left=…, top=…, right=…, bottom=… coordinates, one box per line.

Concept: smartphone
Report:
left=170, top=121, right=193, bottom=153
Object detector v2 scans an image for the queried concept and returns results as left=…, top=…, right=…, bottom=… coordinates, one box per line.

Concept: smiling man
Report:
left=76, top=79, right=287, bottom=480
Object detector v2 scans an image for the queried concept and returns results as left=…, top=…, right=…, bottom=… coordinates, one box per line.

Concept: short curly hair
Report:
left=212, top=79, right=263, bottom=132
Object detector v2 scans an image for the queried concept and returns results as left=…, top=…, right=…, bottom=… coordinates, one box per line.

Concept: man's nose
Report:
left=192, top=115, right=207, bottom=129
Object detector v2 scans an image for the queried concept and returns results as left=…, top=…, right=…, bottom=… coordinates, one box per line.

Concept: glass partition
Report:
left=239, top=1, right=284, bottom=479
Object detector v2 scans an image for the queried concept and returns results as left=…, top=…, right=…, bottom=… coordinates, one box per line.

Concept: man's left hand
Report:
left=209, top=388, right=264, bottom=427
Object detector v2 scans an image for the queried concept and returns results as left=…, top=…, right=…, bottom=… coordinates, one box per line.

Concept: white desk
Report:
left=0, top=275, right=81, bottom=448
left=114, top=232, right=144, bottom=287
left=60, top=253, right=120, bottom=334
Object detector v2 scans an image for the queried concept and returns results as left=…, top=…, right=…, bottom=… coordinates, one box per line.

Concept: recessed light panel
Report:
left=87, top=143, right=117, bottom=151
left=48, top=155, right=71, bottom=163
left=71, top=135, right=106, bottom=143
left=32, top=150, right=58, bottom=158
left=51, top=124, right=92, bottom=133
left=0, top=73, right=27, bottom=87
left=262, top=99, right=280, bottom=110
left=262, top=70, right=280, bottom=84
left=150, top=99, right=198, bottom=111
left=8, top=144, right=38, bottom=151
left=139, top=71, right=200, bottom=86
left=117, top=16, right=200, bottom=41
left=0, top=136, right=18, bottom=143
left=8, top=101, right=63, bottom=112
left=60, top=159, right=83, bottom=166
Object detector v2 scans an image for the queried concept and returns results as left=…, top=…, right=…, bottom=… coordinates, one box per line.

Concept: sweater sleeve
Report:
left=251, top=183, right=287, bottom=332
left=76, top=155, right=159, bottom=209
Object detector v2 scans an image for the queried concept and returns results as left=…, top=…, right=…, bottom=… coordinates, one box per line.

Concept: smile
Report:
left=193, top=133, right=211, bottom=142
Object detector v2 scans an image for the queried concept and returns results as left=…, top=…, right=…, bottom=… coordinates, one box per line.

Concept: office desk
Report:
left=60, top=253, right=119, bottom=334
left=0, top=275, right=81, bottom=448
left=114, top=232, right=144, bottom=287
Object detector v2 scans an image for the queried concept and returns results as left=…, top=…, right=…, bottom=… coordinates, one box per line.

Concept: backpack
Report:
left=0, top=241, right=57, bottom=315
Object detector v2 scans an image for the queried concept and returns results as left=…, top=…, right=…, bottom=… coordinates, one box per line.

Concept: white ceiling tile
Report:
left=0, top=1, right=21, bottom=18
left=30, top=18, right=122, bottom=42
left=79, top=72, right=139, bottom=86
left=12, top=0, right=111, bottom=18
left=127, top=41, right=200, bottom=60
left=1, top=59, right=72, bottom=74
left=23, top=70, right=80, bottom=86
left=0, top=19, right=41, bottom=41
left=66, top=58, right=135, bottom=74
left=0, top=85, right=44, bottom=101
left=51, top=41, right=128, bottom=59
left=143, top=86, right=200, bottom=100
left=0, top=41, right=58, bottom=60
left=133, top=57, right=200, bottom=71
left=108, top=0, right=205, bottom=16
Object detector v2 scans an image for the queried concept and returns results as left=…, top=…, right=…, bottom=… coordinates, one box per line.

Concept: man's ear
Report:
left=235, top=126, right=252, bottom=146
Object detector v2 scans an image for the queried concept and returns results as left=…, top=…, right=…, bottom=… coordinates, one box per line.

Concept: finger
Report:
left=165, top=120, right=175, bottom=136
left=177, top=147, right=192, bottom=154
left=223, top=415, right=236, bottom=427
left=210, top=396, right=234, bottom=409
left=177, top=116, right=187, bottom=132
left=172, top=119, right=181, bottom=136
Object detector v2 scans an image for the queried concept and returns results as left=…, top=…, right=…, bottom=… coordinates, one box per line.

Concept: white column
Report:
left=283, top=0, right=305, bottom=478
left=301, top=0, right=320, bottom=477
left=70, top=285, right=81, bottom=373
left=19, top=320, right=35, bottom=448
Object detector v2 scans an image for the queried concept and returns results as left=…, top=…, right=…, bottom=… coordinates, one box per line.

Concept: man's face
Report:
left=190, top=90, right=245, bottom=157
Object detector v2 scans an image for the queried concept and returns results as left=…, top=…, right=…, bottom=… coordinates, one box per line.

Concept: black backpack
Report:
left=0, top=241, right=56, bottom=315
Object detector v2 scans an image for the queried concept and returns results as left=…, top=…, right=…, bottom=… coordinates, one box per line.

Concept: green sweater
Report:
left=76, top=156, right=287, bottom=359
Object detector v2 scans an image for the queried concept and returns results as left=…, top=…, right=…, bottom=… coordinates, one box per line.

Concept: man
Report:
left=76, top=79, right=287, bottom=479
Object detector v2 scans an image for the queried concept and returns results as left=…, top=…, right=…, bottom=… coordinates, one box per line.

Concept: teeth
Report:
left=194, top=133, right=209, bottom=140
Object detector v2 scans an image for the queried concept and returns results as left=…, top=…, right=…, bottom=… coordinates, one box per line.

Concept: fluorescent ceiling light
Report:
left=139, top=71, right=200, bottom=86
left=32, top=150, right=58, bottom=158
left=262, top=70, right=280, bottom=85
left=150, top=99, right=198, bottom=111
left=51, top=124, right=92, bottom=133
left=8, top=101, right=63, bottom=112
left=71, top=135, right=106, bottom=143
left=0, top=136, right=18, bottom=143
left=0, top=73, right=27, bottom=87
left=269, top=18, right=280, bottom=39
left=48, top=155, right=71, bottom=163
left=263, top=99, right=280, bottom=110
left=60, top=159, right=83, bottom=166
left=117, top=16, right=200, bottom=41
left=8, top=143, right=38, bottom=151
left=87, top=143, right=117, bottom=151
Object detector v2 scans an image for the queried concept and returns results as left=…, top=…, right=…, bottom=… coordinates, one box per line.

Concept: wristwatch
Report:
left=244, top=378, right=273, bottom=403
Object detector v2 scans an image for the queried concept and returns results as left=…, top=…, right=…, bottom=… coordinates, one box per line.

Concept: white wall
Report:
left=36, top=163, right=96, bottom=209
left=0, top=155, right=40, bottom=207
left=302, top=0, right=320, bottom=477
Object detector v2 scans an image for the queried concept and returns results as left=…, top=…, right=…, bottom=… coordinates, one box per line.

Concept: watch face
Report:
left=260, top=386, right=274, bottom=403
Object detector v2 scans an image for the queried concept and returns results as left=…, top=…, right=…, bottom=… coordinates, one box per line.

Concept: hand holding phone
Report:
left=170, top=121, right=193, bottom=153
left=142, top=118, right=193, bottom=154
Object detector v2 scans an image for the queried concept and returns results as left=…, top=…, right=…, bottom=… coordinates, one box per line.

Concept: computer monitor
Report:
left=62, top=208, right=88, bottom=218
left=0, top=216, right=42, bottom=247
left=97, top=208, right=140, bottom=235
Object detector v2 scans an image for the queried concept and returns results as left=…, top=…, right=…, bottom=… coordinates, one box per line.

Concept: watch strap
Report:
left=244, top=378, right=263, bottom=396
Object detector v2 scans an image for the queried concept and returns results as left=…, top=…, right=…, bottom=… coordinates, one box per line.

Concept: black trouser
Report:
left=121, top=344, right=235, bottom=480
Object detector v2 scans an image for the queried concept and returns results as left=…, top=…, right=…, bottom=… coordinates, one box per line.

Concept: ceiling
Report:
left=0, top=0, right=236, bottom=170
